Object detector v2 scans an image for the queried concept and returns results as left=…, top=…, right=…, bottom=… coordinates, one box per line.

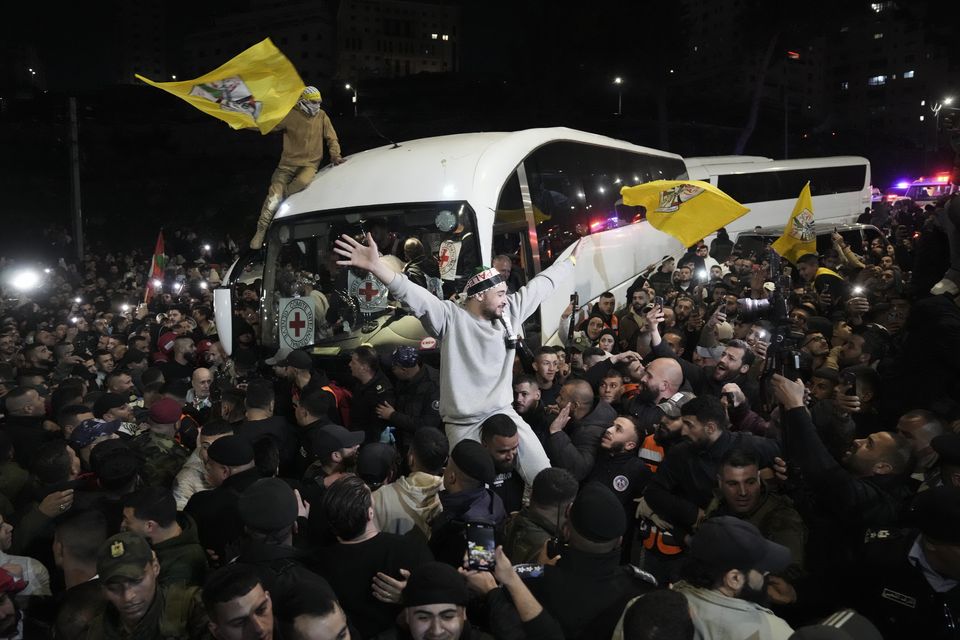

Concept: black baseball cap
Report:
left=690, top=516, right=790, bottom=574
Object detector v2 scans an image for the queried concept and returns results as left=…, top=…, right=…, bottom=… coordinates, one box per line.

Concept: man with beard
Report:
left=673, top=517, right=795, bottom=639
left=772, top=374, right=914, bottom=569
left=617, top=289, right=651, bottom=353
left=639, top=392, right=696, bottom=473
left=642, top=395, right=780, bottom=584
left=480, top=414, right=525, bottom=514
left=624, top=357, right=684, bottom=432
left=690, top=340, right=760, bottom=408
left=512, top=375, right=552, bottom=440
left=543, top=379, right=616, bottom=481
left=334, top=232, right=582, bottom=485
left=590, top=415, right=650, bottom=559
left=836, top=327, right=885, bottom=369
left=159, top=336, right=197, bottom=383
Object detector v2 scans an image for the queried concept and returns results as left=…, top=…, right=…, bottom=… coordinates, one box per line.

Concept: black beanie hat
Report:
left=403, top=562, right=470, bottom=607
left=570, top=482, right=627, bottom=542
left=450, top=439, right=495, bottom=485
left=207, top=435, right=254, bottom=466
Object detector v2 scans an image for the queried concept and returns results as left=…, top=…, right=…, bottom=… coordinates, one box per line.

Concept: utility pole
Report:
left=68, top=97, right=84, bottom=261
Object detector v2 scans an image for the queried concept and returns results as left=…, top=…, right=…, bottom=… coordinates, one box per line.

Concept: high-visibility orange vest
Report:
left=639, top=434, right=665, bottom=473
left=641, top=524, right=684, bottom=556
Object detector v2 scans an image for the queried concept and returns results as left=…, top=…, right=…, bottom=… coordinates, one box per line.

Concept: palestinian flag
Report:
left=145, top=230, right=167, bottom=303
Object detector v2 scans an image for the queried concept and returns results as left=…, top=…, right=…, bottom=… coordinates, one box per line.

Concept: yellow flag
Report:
left=620, top=180, right=750, bottom=248
left=135, top=39, right=304, bottom=134
left=771, top=182, right=816, bottom=264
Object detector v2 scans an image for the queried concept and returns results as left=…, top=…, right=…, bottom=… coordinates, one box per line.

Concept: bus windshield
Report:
left=262, top=202, right=481, bottom=352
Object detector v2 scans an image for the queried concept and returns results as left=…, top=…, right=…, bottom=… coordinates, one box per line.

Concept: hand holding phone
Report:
left=466, top=523, right=496, bottom=572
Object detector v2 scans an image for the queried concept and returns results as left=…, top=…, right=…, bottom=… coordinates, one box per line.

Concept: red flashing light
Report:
left=936, top=174, right=950, bottom=183
left=590, top=220, right=604, bottom=231
left=787, top=51, right=800, bottom=60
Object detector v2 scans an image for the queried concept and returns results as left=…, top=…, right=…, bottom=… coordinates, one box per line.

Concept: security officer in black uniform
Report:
left=847, top=487, right=960, bottom=639
left=795, top=486, right=960, bottom=639
left=233, top=478, right=336, bottom=619
left=375, top=346, right=441, bottom=452
left=183, top=436, right=262, bottom=562
left=588, top=416, right=651, bottom=563
left=348, top=345, right=395, bottom=442
left=525, top=482, right=656, bottom=640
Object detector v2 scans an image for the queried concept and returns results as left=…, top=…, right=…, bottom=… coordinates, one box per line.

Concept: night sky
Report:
left=2, top=0, right=958, bottom=258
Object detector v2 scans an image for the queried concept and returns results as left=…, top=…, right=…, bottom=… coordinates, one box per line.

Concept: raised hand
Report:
left=333, top=232, right=380, bottom=271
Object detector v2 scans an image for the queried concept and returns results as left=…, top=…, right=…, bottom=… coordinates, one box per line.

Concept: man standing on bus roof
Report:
left=250, top=86, right=346, bottom=250
left=334, top=232, right=583, bottom=484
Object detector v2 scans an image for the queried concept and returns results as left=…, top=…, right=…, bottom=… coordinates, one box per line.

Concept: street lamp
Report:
left=613, top=77, right=623, bottom=116
left=345, top=83, right=358, bottom=117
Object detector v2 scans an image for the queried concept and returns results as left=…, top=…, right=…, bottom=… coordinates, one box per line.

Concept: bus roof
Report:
left=275, top=127, right=685, bottom=221
left=685, top=155, right=869, bottom=177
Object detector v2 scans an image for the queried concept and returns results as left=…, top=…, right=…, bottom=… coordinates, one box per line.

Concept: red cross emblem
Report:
left=439, top=250, right=451, bottom=269
left=358, top=281, right=380, bottom=301
left=288, top=311, right=306, bottom=337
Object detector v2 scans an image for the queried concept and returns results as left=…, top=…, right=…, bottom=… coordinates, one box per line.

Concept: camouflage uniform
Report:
left=85, top=583, right=209, bottom=640
left=129, top=431, right=189, bottom=488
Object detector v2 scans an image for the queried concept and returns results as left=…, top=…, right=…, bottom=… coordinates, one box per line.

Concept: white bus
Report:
left=684, top=155, right=872, bottom=233
left=215, top=127, right=690, bottom=359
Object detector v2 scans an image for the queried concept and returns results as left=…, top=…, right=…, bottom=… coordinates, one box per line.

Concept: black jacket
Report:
left=544, top=400, right=617, bottom=481
left=526, top=547, right=656, bottom=640
left=1, top=415, right=56, bottom=468
left=389, top=365, right=441, bottom=446
left=782, top=406, right=914, bottom=564
left=589, top=450, right=651, bottom=512
left=184, top=467, right=261, bottom=560
left=799, top=530, right=960, bottom=640
left=234, top=415, right=298, bottom=476
left=235, top=540, right=334, bottom=618
left=645, top=430, right=781, bottom=532
left=351, top=371, right=395, bottom=442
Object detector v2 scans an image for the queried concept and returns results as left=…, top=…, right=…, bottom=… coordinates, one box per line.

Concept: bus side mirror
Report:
left=213, top=287, right=234, bottom=356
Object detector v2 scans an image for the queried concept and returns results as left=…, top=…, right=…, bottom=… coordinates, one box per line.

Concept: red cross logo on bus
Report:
left=358, top=281, right=380, bottom=302
left=288, top=311, right=306, bottom=337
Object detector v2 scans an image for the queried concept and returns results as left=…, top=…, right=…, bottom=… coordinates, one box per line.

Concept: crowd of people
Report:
left=0, top=192, right=959, bottom=640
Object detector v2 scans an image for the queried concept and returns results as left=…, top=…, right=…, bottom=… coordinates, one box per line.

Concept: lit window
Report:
left=904, top=70, right=915, bottom=78
left=867, top=75, right=887, bottom=86
left=442, top=34, right=449, bottom=41
left=841, top=81, right=849, bottom=90
left=873, top=32, right=884, bottom=39
left=920, top=115, right=925, bottom=121
left=430, top=33, right=437, bottom=39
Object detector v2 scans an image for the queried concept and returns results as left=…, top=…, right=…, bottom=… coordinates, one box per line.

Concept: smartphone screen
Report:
left=466, top=523, right=496, bottom=571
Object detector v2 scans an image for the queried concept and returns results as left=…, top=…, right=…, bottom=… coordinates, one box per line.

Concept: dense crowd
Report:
left=0, top=194, right=959, bottom=640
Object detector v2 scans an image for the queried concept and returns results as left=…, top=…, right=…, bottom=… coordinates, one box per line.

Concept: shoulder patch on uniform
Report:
left=431, top=400, right=440, bottom=411
left=612, top=475, right=630, bottom=492
left=881, top=588, right=917, bottom=609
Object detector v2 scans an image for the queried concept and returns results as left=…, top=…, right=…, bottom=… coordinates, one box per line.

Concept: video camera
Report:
left=733, top=250, right=805, bottom=385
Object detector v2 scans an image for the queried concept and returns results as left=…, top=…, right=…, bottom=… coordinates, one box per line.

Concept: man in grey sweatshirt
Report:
left=334, top=232, right=582, bottom=484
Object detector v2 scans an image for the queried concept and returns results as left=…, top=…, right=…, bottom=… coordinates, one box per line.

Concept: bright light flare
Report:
left=9, top=269, right=40, bottom=291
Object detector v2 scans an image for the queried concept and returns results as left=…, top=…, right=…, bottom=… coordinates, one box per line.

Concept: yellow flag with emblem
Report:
left=135, top=38, right=304, bottom=134
left=771, top=182, right=816, bottom=264
left=620, top=180, right=749, bottom=248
